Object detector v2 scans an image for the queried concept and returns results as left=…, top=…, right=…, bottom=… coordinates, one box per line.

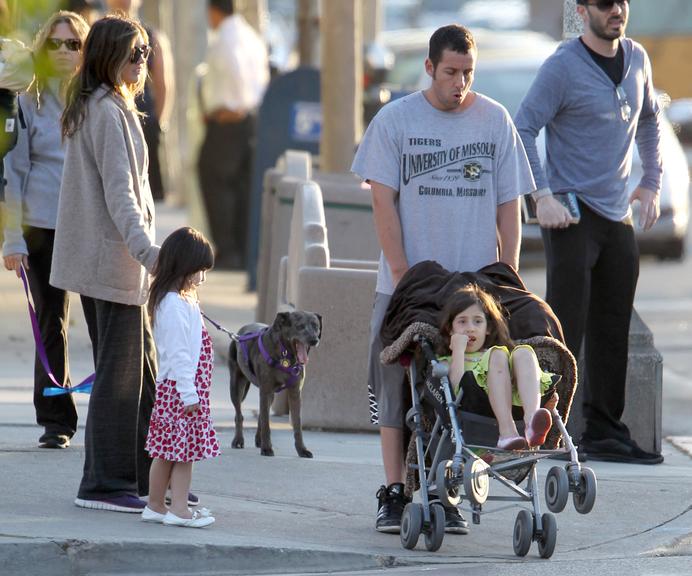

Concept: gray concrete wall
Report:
left=273, top=179, right=377, bottom=430
left=256, top=156, right=379, bottom=324
left=297, top=266, right=375, bottom=430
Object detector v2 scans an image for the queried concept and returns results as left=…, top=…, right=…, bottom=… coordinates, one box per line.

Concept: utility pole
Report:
left=319, top=0, right=362, bottom=173
left=297, top=0, right=319, bottom=66
left=240, top=0, right=267, bottom=36
left=361, top=0, right=381, bottom=46
left=563, top=0, right=583, bottom=38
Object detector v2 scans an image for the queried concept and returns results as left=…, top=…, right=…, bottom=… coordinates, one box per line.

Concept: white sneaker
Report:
left=163, top=508, right=215, bottom=528
left=141, top=506, right=167, bottom=523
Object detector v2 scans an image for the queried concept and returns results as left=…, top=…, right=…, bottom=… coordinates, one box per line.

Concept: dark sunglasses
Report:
left=586, top=0, right=629, bottom=11
left=615, top=85, right=631, bottom=122
left=45, top=38, right=81, bottom=52
left=130, top=44, right=151, bottom=64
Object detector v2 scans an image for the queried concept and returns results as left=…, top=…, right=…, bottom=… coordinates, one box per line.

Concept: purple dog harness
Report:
left=236, top=329, right=304, bottom=391
left=201, top=314, right=304, bottom=392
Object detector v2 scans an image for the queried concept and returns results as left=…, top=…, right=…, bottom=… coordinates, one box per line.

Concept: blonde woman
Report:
left=2, top=11, right=89, bottom=450
left=52, top=14, right=159, bottom=513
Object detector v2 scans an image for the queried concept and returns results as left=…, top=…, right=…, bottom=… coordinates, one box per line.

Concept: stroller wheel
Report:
left=464, top=458, right=490, bottom=506
left=573, top=467, right=597, bottom=514
left=400, top=503, right=423, bottom=549
left=424, top=502, right=446, bottom=552
left=435, top=460, right=461, bottom=507
left=545, top=466, right=569, bottom=513
left=512, top=509, right=533, bottom=557
left=537, top=512, right=558, bottom=558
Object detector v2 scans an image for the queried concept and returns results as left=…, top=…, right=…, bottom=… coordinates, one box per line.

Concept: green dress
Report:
left=441, top=344, right=554, bottom=406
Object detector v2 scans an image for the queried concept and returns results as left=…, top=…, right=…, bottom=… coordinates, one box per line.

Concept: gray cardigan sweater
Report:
left=50, top=85, right=158, bottom=306
left=515, top=37, right=662, bottom=222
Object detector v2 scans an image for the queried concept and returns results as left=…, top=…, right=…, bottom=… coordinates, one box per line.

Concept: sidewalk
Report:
left=1, top=204, right=692, bottom=575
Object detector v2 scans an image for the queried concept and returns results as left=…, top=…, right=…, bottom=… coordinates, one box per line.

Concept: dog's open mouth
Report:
left=294, top=341, right=309, bottom=365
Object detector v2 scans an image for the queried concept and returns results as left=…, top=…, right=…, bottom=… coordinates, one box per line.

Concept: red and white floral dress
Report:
left=146, top=326, right=220, bottom=462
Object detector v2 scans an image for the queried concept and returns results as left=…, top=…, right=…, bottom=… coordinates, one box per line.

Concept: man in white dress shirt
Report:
left=198, top=0, right=269, bottom=270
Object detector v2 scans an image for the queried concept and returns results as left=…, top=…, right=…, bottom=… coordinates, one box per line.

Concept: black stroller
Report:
left=378, top=261, right=598, bottom=558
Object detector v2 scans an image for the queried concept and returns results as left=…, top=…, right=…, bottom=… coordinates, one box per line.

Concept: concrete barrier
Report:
left=566, top=309, right=663, bottom=454
left=255, top=152, right=378, bottom=324
left=256, top=150, right=313, bottom=324
left=275, top=179, right=377, bottom=430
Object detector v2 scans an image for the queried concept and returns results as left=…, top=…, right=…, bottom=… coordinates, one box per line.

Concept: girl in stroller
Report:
left=438, top=285, right=555, bottom=451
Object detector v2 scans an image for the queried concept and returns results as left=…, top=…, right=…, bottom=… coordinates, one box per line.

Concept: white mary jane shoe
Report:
left=141, top=505, right=167, bottom=523
left=163, top=507, right=215, bottom=529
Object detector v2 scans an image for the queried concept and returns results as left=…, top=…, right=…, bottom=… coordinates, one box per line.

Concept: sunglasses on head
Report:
left=130, top=44, right=151, bottom=64
left=585, top=0, right=629, bottom=11
left=45, top=38, right=81, bottom=52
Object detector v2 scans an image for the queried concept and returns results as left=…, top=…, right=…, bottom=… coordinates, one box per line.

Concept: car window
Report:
left=387, top=51, right=428, bottom=86
left=472, top=66, right=538, bottom=116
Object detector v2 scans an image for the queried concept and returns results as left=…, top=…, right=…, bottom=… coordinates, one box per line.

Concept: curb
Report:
left=0, top=540, right=404, bottom=576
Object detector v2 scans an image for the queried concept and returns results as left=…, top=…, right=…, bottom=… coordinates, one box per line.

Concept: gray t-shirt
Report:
left=352, top=91, right=535, bottom=295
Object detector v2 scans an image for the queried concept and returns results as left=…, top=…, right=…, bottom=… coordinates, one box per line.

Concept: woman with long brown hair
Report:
left=2, top=10, right=89, bottom=450
left=51, top=13, right=159, bottom=513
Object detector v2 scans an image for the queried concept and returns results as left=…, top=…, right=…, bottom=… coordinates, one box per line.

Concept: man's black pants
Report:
left=541, top=201, right=638, bottom=443
left=77, top=299, right=156, bottom=499
left=197, top=115, right=255, bottom=270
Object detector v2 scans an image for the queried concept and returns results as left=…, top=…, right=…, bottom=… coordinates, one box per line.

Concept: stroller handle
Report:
left=413, top=333, right=437, bottom=363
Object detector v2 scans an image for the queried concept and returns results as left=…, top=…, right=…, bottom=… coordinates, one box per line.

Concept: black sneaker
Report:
left=38, top=434, right=70, bottom=449
left=579, top=437, right=664, bottom=465
left=443, top=505, right=470, bottom=534
left=375, top=483, right=408, bottom=533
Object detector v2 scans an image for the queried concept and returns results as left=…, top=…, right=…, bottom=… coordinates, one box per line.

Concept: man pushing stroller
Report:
left=351, top=24, right=535, bottom=534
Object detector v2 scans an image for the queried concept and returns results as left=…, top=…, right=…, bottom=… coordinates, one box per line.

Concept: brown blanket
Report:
left=380, top=260, right=564, bottom=348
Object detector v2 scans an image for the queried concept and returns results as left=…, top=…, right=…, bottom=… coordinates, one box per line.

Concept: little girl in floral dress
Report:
left=142, top=227, right=220, bottom=528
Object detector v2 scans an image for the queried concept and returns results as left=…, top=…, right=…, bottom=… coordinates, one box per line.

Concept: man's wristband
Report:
left=531, top=188, right=553, bottom=202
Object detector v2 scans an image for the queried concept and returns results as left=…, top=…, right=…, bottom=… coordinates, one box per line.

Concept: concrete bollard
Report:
left=256, top=159, right=378, bottom=325
left=256, top=150, right=313, bottom=325
left=271, top=178, right=378, bottom=428
left=566, top=309, right=663, bottom=454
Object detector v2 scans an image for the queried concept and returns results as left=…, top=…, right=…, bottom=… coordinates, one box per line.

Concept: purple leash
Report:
left=18, top=266, right=94, bottom=396
left=201, top=312, right=303, bottom=391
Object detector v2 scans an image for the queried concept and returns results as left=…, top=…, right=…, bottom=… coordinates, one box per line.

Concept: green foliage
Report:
left=13, top=0, right=63, bottom=42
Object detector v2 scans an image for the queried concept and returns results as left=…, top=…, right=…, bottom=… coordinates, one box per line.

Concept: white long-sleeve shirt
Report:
left=153, top=292, right=203, bottom=406
left=200, top=14, right=269, bottom=114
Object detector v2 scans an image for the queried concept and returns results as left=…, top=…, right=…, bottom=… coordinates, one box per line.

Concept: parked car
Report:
left=364, top=29, right=691, bottom=260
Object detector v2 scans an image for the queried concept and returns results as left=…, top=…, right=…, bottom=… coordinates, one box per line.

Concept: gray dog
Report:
left=229, top=310, right=322, bottom=458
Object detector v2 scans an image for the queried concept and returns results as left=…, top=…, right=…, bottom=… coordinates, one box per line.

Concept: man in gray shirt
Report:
left=515, top=0, right=663, bottom=464
left=352, top=24, right=535, bottom=533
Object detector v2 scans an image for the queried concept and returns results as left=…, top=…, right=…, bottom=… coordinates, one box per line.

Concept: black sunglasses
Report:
left=615, top=85, right=632, bottom=122
left=45, top=38, right=81, bottom=52
left=586, top=0, right=629, bottom=11
left=130, top=44, right=151, bottom=64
